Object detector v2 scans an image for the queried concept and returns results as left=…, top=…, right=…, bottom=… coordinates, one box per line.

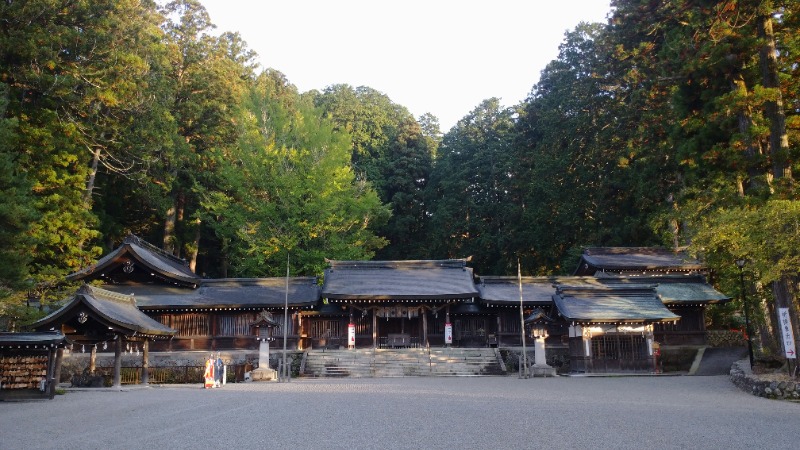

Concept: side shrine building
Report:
left=37, top=236, right=730, bottom=374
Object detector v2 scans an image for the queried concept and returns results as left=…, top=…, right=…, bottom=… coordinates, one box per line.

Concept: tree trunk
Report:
left=730, top=73, right=764, bottom=194
left=84, top=147, right=101, bottom=205
left=163, top=199, right=177, bottom=255
left=220, top=237, right=229, bottom=278
left=759, top=14, right=791, bottom=181
left=771, top=277, right=796, bottom=355
left=188, top=217, right=201, bottom=273
left=760, top=11, right=798, bottom=359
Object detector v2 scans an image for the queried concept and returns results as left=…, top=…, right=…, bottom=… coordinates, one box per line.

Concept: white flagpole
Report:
left=518, top=258, right=528, bottom=378
left=283, top=252, right=290, bottom=382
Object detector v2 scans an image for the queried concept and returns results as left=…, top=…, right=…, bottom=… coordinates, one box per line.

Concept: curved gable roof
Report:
left=596, top=274, right=730, bottom=304
left=553, top=284, right=680, bottom=324
left=67, top=235, right=200, bottom=287
left=34, top=285, right=175, bottom=337
left=574, top=247, right=705, bottom=276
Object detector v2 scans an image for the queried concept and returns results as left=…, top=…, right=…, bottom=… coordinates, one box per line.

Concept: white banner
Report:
left=444, top=323, right=452, bottom=344
left=348, top=323, right=356, bottom=348
left=778, top=308, right=796, bottom=359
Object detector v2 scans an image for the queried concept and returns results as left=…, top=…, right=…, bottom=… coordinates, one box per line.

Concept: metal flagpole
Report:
left=282, top=252, right=290, bottom=382
left=518, top=259, right=528, bottom=378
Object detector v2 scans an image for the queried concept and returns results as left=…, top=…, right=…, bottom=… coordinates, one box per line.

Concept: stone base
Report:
left=250, top=368, right=277, bottom=382
left=531, top=364, right=557, bottom=377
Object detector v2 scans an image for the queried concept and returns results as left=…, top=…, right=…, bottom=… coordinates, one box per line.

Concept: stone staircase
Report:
left=303, top=348, right=506, bottom=378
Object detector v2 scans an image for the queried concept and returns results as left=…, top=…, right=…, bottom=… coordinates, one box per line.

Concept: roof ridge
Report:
left=585, top=246, right=684, bottom=255
left=327, top=259, right=468, bottom=269
left=124, top=234, right=190, bottom=268
left=79, top=284, right=136, bottom=306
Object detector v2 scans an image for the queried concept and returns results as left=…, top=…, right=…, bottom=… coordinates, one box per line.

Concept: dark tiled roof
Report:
left=34, top=285, right=175, bottom=336
left=0, top=331, right=68, bottom=347
left=102, top=277, right=320, bottom=309
left=596, top=274, right=730, bottom=304
left=67, top=235, right=200, bottom=286
left=553, top=284, right=680, bottom=323
left=477, top=276, right=572, bottom=305
left=322, top=260, right=478, bottom=300
left=574, top=247, right=705, bottom=275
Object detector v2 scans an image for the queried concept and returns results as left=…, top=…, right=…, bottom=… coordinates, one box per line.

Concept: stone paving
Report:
left=1, top=375, right=798, bottom=449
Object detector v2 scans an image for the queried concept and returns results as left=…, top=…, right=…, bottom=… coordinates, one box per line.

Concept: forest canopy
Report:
left=1, top=0, right=798, bottom=355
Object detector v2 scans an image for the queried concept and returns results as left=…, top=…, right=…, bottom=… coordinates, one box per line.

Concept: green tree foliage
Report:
left=596, top=0, right=798, bottom=350
left=155, top=0, right=257, bottom=270
left=0, top=0, right=151, bottom=289
left=512, top=22, right=672, bottom=273
left=426, top=99, right=517, bottom=274
left=314, top=85, right=435, bottom=259
left=202, top=71, right=390, bottom=277
left=0, top=84, right=34, bottom=297
left=3, top=0, right=800, bottom=348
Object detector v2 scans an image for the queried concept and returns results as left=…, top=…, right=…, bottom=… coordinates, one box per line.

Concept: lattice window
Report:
left=500, top=313, right=520, bottom=334
left=217, top=313, right=255, bottom=337
left=591, top=335, right=647, bottom=360
left=153, top=313, right=210, bottom=337
left=353, top=315, right=371, bottom=335
left=454, top=318, right=487, bottom=338
left=310, top=320, right=341, bottom=338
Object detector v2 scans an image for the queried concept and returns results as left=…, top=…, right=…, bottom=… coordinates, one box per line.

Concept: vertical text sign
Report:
left=778, top=308, right=796, bottom=359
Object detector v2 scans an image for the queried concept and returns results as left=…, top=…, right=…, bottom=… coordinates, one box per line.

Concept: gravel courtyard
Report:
left=1, top=375, right=797, bottom=450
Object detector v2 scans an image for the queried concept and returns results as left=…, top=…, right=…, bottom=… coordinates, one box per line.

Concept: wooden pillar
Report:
left=422, top=307, right=429, bottom=348
left=297, top=313, right=303, bottom=350
left=372, top=308, right=378, bottom=349
left=113, top=335, right=122, bottom=388
left=89, top=344, right=97, bottom=374
left=211, top=312, right=217, bottom=351
left=51, top=347, right=64, bottom=399
left=141, top=339, right=150, bottom=385
left=496, top=315, right=502, bottom=347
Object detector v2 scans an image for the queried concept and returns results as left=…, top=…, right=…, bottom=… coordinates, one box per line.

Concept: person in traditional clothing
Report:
left=214, top=354, right=224, bottom=387
left=203, top=355, right=215, bottom=389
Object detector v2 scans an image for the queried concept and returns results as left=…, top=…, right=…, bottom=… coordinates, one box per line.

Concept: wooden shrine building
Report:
left=318, top=259, right=480, bottom=348
left=65, top=235, right=320, bottom=352
left=46, top=238, right=731, bottom=374
left=553, top=283, right=679, bottom=372
left=573, top=247, right=729, bottom=346
left=33, top=285, right=175, bottom=386
left=0, top=331, right=68, bottom=400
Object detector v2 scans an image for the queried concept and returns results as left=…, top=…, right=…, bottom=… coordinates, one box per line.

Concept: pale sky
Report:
left=199, top=0, right=612, bottom=132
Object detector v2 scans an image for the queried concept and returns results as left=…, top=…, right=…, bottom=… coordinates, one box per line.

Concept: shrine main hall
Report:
left=32, top=236, right=729, bottom=377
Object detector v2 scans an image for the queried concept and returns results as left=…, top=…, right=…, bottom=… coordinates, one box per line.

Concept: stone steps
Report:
left=303, top=348, right=506, bottom=378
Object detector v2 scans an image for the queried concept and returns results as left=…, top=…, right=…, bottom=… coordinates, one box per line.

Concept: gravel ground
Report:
left=1, top=375, right=797, bottom=450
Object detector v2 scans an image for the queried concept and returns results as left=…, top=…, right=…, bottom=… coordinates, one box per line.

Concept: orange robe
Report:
left=203, top=358, right=215, bottom=388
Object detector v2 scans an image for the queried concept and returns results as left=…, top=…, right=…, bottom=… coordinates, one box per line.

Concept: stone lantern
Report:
left=250, top=311, right=279, bottom=381
left=524, top=308, right=557, bottom=377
